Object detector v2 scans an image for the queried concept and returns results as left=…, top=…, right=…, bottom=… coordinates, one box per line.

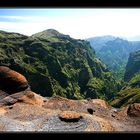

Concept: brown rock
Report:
left=59, top=111, right=82, bottom=122
left=127, top=103, right=140, bottom=117
left=90, top=99, right=110, bottom=109
left=0, top=66, right=29, bottom=94
left=0, top=93, right=140, bottom=131
left=0, top=90, right=9, bottom=100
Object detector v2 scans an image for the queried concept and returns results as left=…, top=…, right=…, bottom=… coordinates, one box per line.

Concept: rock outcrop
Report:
left=59, top=111, right=82, bottom=122
left=127, top=103, right=140, bottom=117
left=0, top=66, right=29, bottom=94
left=0, top=67, right=140, bottom=131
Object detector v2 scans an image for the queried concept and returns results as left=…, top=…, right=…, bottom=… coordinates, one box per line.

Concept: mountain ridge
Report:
left=86, top=36, right=140, bottom=80
left=0, top=29, right=120, bottom=101
left=111, top=49, right=140, bottom=107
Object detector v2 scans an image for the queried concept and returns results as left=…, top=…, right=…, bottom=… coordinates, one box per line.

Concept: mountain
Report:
left=0, top=66, right=140, bottom=132
left=0, top=29, right=120, bottom=100
left=86, top=36, right=140, bottom=80
left=111, top=50, right=140, bottom=107
left=31, top=29, right=70, bottom=40
left=124, top=50, right=140, bottom=81
left=86, top=35, right=116, bottom=51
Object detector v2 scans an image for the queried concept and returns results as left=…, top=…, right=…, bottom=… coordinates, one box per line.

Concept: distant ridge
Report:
left=86, top=35, right=117, bottom=51
left=86, top=36, right=140, bottom=80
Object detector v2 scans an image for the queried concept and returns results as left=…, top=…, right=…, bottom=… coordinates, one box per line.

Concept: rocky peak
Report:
left=31, top=29, right=70, bottom=40
left=45, top=29, right=61, bottom=34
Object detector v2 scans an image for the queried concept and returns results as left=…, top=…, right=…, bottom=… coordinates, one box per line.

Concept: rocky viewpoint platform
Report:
left=0, top=66, right=140, bottom=132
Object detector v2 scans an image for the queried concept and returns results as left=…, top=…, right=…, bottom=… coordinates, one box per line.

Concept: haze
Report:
left=0, top=8, right=140, bottom=40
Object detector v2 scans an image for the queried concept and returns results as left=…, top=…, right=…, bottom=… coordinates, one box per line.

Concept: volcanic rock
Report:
left=0, top=93, right=140, bottom=131
left=127, top=103, right=140, bottom=117
left=0, top=66, right=29, bottom=94
left=59, top=111, right=82, bottom=122
left=0, top=67, right=140, bottom=131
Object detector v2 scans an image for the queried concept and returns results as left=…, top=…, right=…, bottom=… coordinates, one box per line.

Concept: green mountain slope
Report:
left=0, top=29, right=120, bottom=100
left=87, top=37, right=140, bottom=80
left=111, top=50, right=140, bottom=107
left=124, top=50, right=140, bottom=81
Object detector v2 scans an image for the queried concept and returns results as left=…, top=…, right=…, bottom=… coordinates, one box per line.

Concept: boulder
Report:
left=127, top=103, right=140, bottom=117
left=0, top=66, right=29, bottom=94
left=59, top=111, right=82, bottom=122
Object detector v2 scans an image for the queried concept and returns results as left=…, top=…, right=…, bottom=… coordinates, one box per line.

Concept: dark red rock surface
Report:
left=0, top=66, right=29, bottom=94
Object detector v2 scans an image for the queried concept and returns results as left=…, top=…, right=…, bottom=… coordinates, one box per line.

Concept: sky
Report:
left=0, top=8, right=140, bottom=40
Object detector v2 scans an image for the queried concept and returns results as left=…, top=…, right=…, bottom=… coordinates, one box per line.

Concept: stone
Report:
left=127, top=103, right=140, bottom=117
left=59, top=111, right=82, bottom=122
left=0, top=66, right=29, bottom=94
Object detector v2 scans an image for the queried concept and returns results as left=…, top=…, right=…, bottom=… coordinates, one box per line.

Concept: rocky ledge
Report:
left=0, top=66, right=140, bottom=132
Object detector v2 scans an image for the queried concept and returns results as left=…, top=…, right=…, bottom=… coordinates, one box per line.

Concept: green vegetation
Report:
left=110, top=85, right=140, bottom=108
left=87, top=37, right=140, bottom=81
left=0, top=29, right=120, bottom=101
left=124, top=50, right=140, bottom=81
left=111, top=50, right=140, bottom=107
left=87, top=36, right=140, bottom=107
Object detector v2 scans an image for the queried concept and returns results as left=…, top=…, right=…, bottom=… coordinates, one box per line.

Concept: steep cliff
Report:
left=0, top=29, right=120, bottom=100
